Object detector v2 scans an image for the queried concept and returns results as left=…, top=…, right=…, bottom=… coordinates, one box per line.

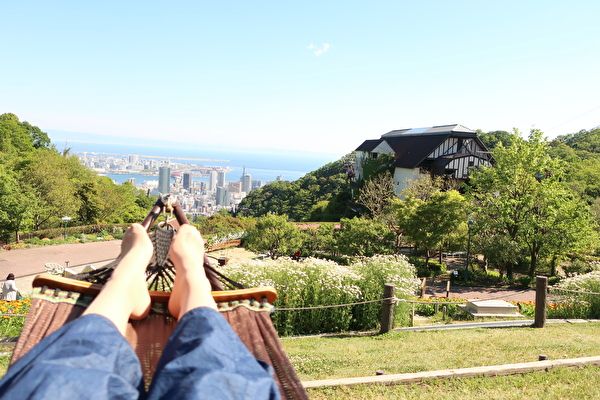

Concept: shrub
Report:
left=413, top=297, right=468, bottom=320
left=452, top=266, right=508, bottom=286
left=549, top=271, right=600, bottom=319
left=21, top=223, right=131, bottom=241
left=409, top=257, right=447, bottom=277
left=222, top=258, right=361, bottom=335
left=222, top=255, right=419, bottom=335
left=349, top=255, right=420, bottom=330
left=244, top=214, right=303, bottom=259
left=336, top=217, right=395, bottom=257
left=515, top=276, right=533, bottom=287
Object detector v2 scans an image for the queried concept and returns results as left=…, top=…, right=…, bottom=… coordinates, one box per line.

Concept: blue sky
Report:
left=1, top=1, right=599, bottom=156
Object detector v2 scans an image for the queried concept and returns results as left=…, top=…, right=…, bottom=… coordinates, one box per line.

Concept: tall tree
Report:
left=401, top=190, right=466, bottom=266
left=356, top=171, right=394, bottom=218
left=0, top=169, right=36, bottom=242
left=23, top=149, right=81, bottom=229
left=244, top=214, right=303, bottom=259
left=469, top=130, right=597, bottom=278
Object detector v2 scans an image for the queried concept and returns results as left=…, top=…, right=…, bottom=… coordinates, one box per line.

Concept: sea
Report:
left=67, top=141, right=340, bottom=185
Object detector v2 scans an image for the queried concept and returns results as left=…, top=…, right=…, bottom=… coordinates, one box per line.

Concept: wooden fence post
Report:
left=446, top=280, right=451, bottom=298
left=410, top=303, right=415, bottom=327
left=534, top=276, right=548, bottom=328
left=380, top=284, right=395, bottom=334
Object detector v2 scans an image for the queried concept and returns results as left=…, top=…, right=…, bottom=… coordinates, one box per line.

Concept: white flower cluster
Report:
left=222, top=254, right=419, bottom=305
left=558, top=270, right=600, bottom=293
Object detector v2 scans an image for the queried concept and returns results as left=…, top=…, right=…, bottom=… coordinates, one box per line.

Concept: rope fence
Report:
left=274, top=297, right=469, bottom=312
left=548, top=287, right=600, bottom=296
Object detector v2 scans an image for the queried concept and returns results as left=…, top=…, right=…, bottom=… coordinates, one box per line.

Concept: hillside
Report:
left=237, top=155, right=356, bottom=221
left=0, top=113, right=153, bottom=243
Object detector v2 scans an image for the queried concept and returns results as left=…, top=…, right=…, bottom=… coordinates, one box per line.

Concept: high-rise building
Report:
left=182, top=172, right=192, bottom=190
left=209, top=170, right=217, bottom=191
left=251, top=180, right=263, bottom=190
left=216, top=186, right=228, bottom=206
left=199, top=181, right=207, bottom=192
left=158, top=166, right=171, bottom=194
left=128, top=154, right=139, bottom=164
left=217, top=171, right=226, bottom=187
left=228, top=181, right=242, bottom=194
left=241, top=173, right=252, bottom=193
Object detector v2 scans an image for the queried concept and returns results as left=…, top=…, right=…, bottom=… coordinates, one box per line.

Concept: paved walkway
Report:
left=428, top=284, right=536, bottom=302
left=0, top=241, right=121, bottom=292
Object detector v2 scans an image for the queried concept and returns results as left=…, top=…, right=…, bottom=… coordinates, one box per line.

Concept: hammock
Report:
left=10, top=197, right=308, bottom=400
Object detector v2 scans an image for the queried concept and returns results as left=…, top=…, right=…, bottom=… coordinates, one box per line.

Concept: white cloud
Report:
left=307, top=42, right=331, bottom=57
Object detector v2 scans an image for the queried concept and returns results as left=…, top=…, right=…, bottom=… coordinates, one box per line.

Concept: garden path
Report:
left=0, top=241, right=121, bottom=292
left=426, top=279, right=535, bottom=302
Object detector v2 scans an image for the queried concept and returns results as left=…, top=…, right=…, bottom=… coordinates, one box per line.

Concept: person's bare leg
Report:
left=83, top=224, right=153, bottom=335
left=168, top=225, right=217, bottom=320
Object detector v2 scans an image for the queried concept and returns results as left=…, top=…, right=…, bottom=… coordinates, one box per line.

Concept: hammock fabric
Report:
left=10, top=198, right=308, bottom=400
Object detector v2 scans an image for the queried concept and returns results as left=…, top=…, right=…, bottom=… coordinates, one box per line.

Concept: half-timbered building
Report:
left=354, top=124, right=492, bottom=196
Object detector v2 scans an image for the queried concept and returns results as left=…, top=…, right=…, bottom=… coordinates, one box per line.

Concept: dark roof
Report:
left=354, top=124, right=492, bottom=169
left=355, top=139, right=381, bottom=152
left=384, top=134, right=450, bottom=168
left=381, top=124, right=475, bottom=138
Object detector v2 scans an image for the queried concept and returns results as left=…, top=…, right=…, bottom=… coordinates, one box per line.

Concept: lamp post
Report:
left=465, top=218, right=474, bottom=271
left=61, top=216, right=72, bottom=240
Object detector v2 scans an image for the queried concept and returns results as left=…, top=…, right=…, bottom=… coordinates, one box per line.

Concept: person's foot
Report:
left=168, top=225, right=216, bottom=319
left=110, top=224, right=153, bottom=320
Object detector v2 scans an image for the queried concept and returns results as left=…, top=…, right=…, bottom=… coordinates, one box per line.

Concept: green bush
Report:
left=21, top=223, right=131, bottom=241
left=452, top=266, right=508, bottom=286
left=222, top=255, right=419, bottom=335
left=549, top=271, right=600, bottom=319
left=336, top=217, right=395, bottom=257
left=409, top=257, right=447, bottom=277
left=515, top=276, right=533, bottom=287
left=413, top=297, right=467, bottom=320
left=244, top=214, right=303, bottom=259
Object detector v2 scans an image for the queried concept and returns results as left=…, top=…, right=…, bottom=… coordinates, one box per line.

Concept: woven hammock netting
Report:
left=11, top=201, right=308, bottom=400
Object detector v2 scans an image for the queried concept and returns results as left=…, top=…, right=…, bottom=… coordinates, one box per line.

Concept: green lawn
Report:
left=282, top=323, right=600, bottom=380
left=308, top=366, right=600, bottom=400
left=0, top=344, right=14, bottom=376
left=1, top=323, right=598, bottom=399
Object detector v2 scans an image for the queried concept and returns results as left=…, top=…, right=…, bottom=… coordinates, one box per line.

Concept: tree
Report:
left=356, top=171, right=394, bottom=218
left=0, top=113, right=35, bottom=155
left=399, top=175, right=444, bottom=201
left=401, top=190, right=466, bottom=266
left=469, top=130, right=598, bottom=278
left=336, top=217, right=395, bottom=257
left=0, top=170, right=36, bottom=242
left=23, top=149, right=81, bottom=229
left=477, top=130, right=517, bottom=150
left=382, top=196, right=420, bottom=249
left=244, top=214, right=303, bottom=259
left=238, top=156, right=354, bottom=221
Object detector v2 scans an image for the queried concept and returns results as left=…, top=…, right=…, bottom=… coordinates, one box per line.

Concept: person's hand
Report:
left=168, top=225, right=205, bottom=268
left=120, top=224, right=153, bottom=262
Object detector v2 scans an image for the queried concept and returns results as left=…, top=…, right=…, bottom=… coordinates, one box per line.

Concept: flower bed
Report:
left=222, top=255, right=420, bottom=335
left=0, top=299, right=31, bottom=338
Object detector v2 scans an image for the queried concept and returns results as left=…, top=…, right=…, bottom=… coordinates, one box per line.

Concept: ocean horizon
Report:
left=62, top=140, right=340, bottom=184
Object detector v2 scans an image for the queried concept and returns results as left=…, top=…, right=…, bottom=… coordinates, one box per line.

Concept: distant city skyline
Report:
left=1, top=2, right=599, bottom=154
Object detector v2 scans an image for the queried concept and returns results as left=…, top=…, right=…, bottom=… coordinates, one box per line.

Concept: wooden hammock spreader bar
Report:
left=32, top=274, right=277, bottom=304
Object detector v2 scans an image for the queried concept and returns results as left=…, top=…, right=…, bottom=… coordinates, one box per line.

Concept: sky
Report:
left=1, top=1, right=599, bottom=157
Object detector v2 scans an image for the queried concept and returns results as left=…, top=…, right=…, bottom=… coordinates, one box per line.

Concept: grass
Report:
left=282, top=323, right=600, bottom=380
left=0, top=322, right=598, bottom=398
left=0, top=344, right=15, bottom=377
left=307, top=366, right=600, bottom=399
